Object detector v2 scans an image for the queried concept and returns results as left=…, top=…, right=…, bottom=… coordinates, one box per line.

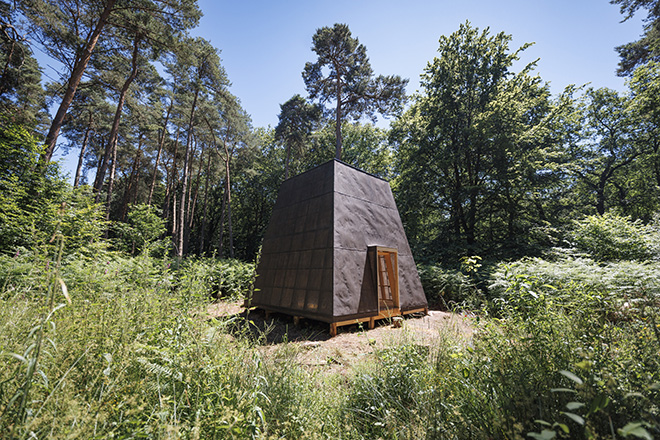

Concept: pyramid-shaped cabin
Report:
left=250, top=159, right=427, bottom=335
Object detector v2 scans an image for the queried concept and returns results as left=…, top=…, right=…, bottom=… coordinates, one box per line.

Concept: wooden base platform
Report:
left=255, top=306, right=428, bottom=337
left=329, top=307, right=428, bottom=337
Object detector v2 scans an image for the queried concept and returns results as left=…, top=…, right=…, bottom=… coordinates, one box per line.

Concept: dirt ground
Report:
left=207, top=301, right=474, bottom=375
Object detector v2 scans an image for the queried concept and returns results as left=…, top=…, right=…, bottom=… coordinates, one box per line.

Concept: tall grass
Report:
left=1, top=247, right=658, bottom=439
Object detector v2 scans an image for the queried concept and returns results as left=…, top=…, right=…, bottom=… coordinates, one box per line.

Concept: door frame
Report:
left=368, top=246, right=399, bottom=313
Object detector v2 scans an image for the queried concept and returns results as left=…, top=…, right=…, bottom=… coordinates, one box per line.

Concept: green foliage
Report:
left=275, top=94, right=322, bottom=179
left=417, top=264, right=483, bottom=310
left=346, top=343, right=429, bottom=439
left=392, top=21, right=565, bottom=263
left=173, top=257, right=255, bottom=301
left=0, top=119, right=107, bottom=254
left=0, top=248, right=342, bottom=439
left=611, top=0, right=660, bottom=76
left=113, top=203, right=167, bottom=255
left=303, top=122, right=395, bottom=178
left=0, top=1, right=48, bottom=127
left=571, top=213, right=658, bottom=261
left=1, top=250, right=658, bottom=438
left=569, top=88, right=643, bottom=216
left=230, top=127, right=284, bottom=261
left=303, top=22, right=407, bottom=158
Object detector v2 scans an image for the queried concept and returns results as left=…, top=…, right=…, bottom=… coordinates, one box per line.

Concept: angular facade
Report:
left=249, top=159, right=427, bottom=335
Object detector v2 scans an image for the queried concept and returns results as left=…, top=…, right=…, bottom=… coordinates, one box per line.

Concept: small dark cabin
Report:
left=249, top=159, right=427, bottom=335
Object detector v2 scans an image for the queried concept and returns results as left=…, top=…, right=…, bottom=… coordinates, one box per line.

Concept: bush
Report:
left=417, top=263, right=484, bottom=310
left=0, top=249, right=323, bottom=439
left=571, top=213, right=658, bottom=261
left=489, top=256, right=660, bottom=313
left=484, top=256, right=660, bottom=439
left=0, top=118, right=108, bottom=256
left=112, top=204, right=167, bottom=256
left=0, top=119, right=70, bottom=252
left=346, top=342, right=430, bottom=439
left=173, top=257, right=255, bottom=301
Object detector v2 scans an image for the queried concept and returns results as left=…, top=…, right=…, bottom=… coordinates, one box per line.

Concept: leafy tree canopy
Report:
left=303, top=23, right=407, bottom=160
left=611, top=0, right=660, bottom=75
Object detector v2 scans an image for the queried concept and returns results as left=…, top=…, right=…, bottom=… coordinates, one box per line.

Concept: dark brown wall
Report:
left=253, top=160, right=427, bottom=323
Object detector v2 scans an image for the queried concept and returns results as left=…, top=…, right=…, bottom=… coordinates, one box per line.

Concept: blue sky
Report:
left=191, top=0, right=643, bottom=129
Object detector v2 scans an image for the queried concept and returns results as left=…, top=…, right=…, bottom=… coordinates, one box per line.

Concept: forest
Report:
left=0, top=0, right=659, bottom=439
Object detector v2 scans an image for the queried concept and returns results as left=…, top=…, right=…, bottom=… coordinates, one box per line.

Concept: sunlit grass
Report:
left=0, top=249, right=658, bottom=439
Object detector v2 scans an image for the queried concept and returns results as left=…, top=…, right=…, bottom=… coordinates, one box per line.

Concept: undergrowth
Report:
left=1, top=243, right=658, bottom=439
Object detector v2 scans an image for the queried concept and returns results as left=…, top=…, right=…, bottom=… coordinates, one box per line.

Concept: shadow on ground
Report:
left=215, top=307, right=411, bottom=345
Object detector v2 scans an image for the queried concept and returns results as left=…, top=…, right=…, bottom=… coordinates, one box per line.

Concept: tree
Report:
left=91, top=1, right=199, bottom=202
left=392, top=22, right=559, bottom=261
left=18, top=0, right=201, bottom=163
left=59, top=79, right=113, bottom=187
left=313, top=122, right=394, bottom=178
left=230, top=127, right=283, bottom=260
left=0, top=116, right=66, bottom=250
left=611, top=0, right=660, bottom=75
left=571, top=88, right=641, bottom=215
left=274, top=94, right=321, bottom=179
left=208, top=93, right=252, bottom=259
left=91, top=32, right=144, bottom=202
left=20, top=0, right=119, bottom=162
left=166, top=37, right=229, bottom=257
left=629, top=61, right=660, bottom=184
left=0, top=1, right=47, bottom=126
left=302, top=23, right=407, bottom=160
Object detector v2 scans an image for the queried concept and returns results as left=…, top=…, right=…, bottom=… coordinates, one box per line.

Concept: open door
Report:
left=375, top=247, right=399, bottom=313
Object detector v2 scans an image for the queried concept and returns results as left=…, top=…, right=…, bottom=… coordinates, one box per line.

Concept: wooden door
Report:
left=376, top=248, right=399, bottom=312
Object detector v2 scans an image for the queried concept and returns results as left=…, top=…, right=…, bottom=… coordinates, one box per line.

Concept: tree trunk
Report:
left=227, top=184, right=234, bottom=259
left=171, top=195, right=177, bottom=241
left=0, top=39, right=16, bottom=97
left=285, top=144, right=291, bottom=180
left=104, top=137, right=118, bottom=223
left=217, top=184, right=227, bottom=257
left=132, top=152, right=141, bottom=205
left=121, top=135, right=143, bottom=220
left=163, top=129, right=180, bottom=224
left=148, top=97, right=174, bottom=206
left=94, top=35, right=141, bottom=201
left=596, top=185, right=606, bottom=215
left=222, top=139, right=235, bottom=259
left=73, top=113, right=93, bottom=187
left=183, top=136, right=199, bottom=254
left=177, top=88, right=199, bottom=258
left=198, top=150, right=213, bottom=255
left=335, top=79, right=343, bottom=160
left=188, top=144, right=205, bottom=231
left=42, top=0, right=117, bottom=163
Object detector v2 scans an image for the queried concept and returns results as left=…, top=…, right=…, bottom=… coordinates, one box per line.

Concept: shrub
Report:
left=0, top=119, right=70, bottom=253
left=417, top=263, right=484, bottom=310
left=174, top=257, right=255, bottom=301
left=346, top=342, right=430, bottom=439
left=112, top=204, right=167, bottom=256
left=571, top=213, right=658, bottom=261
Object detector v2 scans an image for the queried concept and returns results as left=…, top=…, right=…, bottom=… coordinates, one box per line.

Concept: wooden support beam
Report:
left=402, top=307, right=428, bottom=315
